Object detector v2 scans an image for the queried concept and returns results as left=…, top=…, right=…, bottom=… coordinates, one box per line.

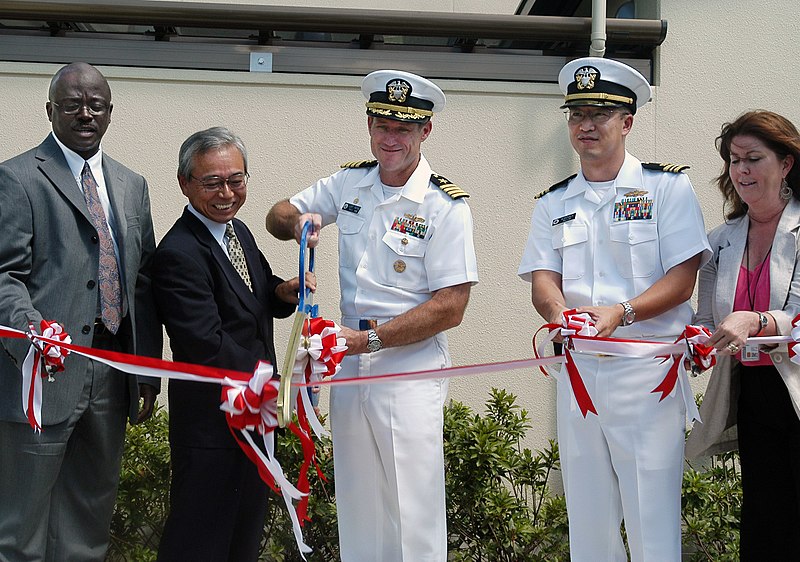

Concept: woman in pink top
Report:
left=686, top=111, right=800, bottom=560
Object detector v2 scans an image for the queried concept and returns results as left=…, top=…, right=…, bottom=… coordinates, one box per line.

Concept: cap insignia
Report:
left=575, top=66, right=599, bottom=90
left=386, top=79, right=411, bottom=103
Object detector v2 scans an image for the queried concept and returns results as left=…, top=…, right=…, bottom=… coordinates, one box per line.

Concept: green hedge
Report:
left=107, top=390, right=739, bottom=561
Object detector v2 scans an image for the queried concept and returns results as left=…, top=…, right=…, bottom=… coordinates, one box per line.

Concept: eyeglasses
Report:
left=51, top=100, right=110, bottom=116
left=564, top=108, right=620, bottom=125
left=189, top=173, right=249, bottom=193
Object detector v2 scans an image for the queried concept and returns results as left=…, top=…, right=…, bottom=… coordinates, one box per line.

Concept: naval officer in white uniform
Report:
left=266, top=69, right=478, bottom=562
left=518, top=58, right=710, bottom=561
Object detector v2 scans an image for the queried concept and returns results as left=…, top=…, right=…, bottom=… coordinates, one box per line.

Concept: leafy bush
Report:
left=444, top=388, right=569, bottom=561
left=682, top=450, right=741, bottom=560
left=108, top=391, right=742, bottom=561
left=108, top=405, right=171, bottom=562
left=107, top=408, right=338, bottom=562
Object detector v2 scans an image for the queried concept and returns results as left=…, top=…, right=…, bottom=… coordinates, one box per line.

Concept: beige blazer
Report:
left=686, top=197, right=800, bottom=458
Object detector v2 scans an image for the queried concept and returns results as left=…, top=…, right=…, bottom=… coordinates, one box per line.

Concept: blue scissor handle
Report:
left=298, top=221, right=318, bottom=318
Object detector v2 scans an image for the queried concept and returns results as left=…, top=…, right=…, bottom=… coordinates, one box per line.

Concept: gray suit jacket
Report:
left=0, top=134, right=161, bottom=425
left=686, top=197, right=800, bottom=458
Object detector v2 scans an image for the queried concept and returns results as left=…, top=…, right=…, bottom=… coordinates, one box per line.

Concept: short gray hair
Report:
left=177, top=127, right=248, bottom=178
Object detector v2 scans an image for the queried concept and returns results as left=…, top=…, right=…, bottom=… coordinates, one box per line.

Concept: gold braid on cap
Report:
left=365, top=102, right=433, bottom=117
left=564, top=92, right=634, bottom=105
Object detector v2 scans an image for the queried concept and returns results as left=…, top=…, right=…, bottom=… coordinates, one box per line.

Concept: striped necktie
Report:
left=81, top=163, right=122, bottom=334
left=225, top=222, right=253, bottom=291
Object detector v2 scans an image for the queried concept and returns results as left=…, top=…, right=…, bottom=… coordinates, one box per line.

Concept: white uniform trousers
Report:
left=555, top=353, right=685, bottom=562
left=331, top=333, right=449, bottom=562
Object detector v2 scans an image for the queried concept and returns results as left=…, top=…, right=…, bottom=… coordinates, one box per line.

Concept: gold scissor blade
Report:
left=277, top=311, right=306, bottom=428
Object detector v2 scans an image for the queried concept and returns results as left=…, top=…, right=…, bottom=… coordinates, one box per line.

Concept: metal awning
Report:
left=0, top=0, right=666, bottom=82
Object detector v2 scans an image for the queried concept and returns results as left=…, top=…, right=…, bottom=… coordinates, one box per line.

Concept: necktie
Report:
left=81, top=163, right=122, bottom=334
left=225, top=222, right=253, bottom=291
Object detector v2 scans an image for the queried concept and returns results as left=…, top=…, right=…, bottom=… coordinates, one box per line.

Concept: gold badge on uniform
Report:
left=575, top=66, right=598, bottom=90
left=394, top=260, right=406, bottom=273
left=386, top=79, right=411, bottom=103
left=623, top=190, right=648, bottom=197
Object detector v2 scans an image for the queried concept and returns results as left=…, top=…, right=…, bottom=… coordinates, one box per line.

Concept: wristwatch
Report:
left=620, top=301, right=635, bottom=326
left=755, top=311, right=768, bottom=335
left=366, top=328, right=383, bottom=353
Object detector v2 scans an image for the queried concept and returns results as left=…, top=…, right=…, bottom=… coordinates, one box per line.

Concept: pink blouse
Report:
left=733, top=252, right=772, bottom=366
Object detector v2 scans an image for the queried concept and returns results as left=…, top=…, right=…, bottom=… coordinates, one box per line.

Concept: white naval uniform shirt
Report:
left=290, top=154, right=478, bottom=321
left=518, top=152, right=711, bottom=340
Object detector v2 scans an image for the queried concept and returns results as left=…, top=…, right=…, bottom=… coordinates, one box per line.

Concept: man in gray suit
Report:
left=0, top=62, right=161, bottom=561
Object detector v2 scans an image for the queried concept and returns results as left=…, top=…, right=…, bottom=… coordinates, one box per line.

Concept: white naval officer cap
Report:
left=558, top=57, right=651, bottom=114
left=362, top=69, right=446, bottom=123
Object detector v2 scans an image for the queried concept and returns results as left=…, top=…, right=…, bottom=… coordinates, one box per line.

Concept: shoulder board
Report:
left=430, top=173, right=469, bottom=199
left=534, top=173, right=577, bottom=200
left=340, top=159, right=378, bottom=169
left=641, top=162, right=690, bottom=173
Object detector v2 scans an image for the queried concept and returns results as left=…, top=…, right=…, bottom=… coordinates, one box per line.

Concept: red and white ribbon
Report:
left=789, top=314, right=800, bottom=364
left=292, top=317, right=346, bottom=438
left=7, top=314, right=800, bottom=556
left=20, top=320, right=71, bottom=432
left=220, top=362, right=311, bottom=557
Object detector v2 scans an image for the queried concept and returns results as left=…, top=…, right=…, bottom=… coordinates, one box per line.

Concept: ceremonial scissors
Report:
left=277, top=221, right=316, bottom=428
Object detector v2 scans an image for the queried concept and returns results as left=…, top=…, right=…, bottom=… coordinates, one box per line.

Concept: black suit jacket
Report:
left=152, top=209, right=295, bottom=448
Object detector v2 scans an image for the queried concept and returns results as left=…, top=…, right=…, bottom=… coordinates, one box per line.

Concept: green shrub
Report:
left=682, top=450, right=741, bottom=560
left=444, top=388, right=569, bottom=561
left=108, top=391, right=742, bottom=561
left=107, top=405, right=170, bottom=562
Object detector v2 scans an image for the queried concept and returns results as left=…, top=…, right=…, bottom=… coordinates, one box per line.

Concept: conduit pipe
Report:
left=589, top=0, right=607, bottom=57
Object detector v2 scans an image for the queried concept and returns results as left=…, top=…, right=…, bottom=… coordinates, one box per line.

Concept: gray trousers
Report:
left=0, top=332, right=128, bottom=562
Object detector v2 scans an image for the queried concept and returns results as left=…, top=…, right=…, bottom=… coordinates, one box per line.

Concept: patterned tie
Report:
left=81, top=163, right=122, bottom=334
left=225, top=222, right=253, bottom=291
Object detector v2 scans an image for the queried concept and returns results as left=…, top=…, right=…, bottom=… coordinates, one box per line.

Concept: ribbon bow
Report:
left=652, top=325, right=715, bottom=404
left=789, top=314, right=800, bottom=364
left=21, top=320, right=71, bottom=432
left=221, top=363, right=279, bottom=434
left=294, top=317, right=347, bottom=384
left=221, top=362, right=312, bottom=557
left=559, top=310, right=599, bottom=417
left=532, top=310, right=599, bottom=417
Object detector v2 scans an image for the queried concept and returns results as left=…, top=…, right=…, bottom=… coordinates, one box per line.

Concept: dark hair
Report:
left=716, top=110, right=800, bottom=219
left=178, top=127, right=248, bottom=179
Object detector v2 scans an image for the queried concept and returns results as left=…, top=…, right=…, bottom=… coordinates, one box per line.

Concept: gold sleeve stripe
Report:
left=430, top=173, right=469, bottom=198
left=440, top=185, right=469, bottom=199
left=340, top=159, right=378, bottom=169
left=642, top=162, right=690, bottom=173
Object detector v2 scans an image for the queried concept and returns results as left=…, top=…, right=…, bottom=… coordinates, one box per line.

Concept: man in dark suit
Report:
left=0, top=62, right=161, bottom=560
left=153, top=127, right=303, bottom=561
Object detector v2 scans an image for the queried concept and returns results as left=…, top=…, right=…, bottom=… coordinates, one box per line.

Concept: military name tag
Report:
left=342, top=202, right=361, bottom=214
left=552, top=213, right=576, bottom=226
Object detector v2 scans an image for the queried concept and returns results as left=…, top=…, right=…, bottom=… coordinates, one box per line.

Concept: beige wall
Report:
left=1, top=0, right=798, bottom=452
